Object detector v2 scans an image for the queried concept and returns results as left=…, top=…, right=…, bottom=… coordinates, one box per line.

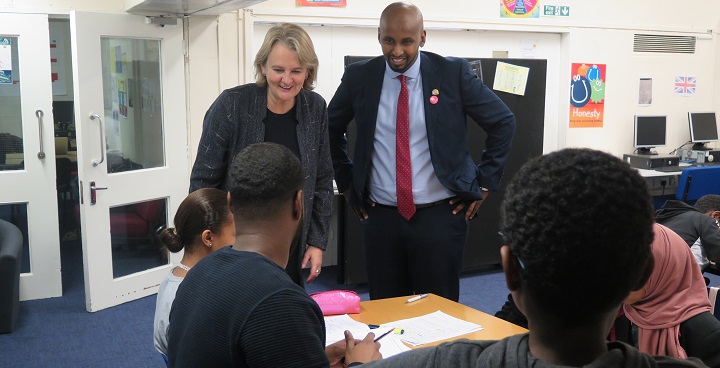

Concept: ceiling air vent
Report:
left=633, top=34, right=696, bottom=54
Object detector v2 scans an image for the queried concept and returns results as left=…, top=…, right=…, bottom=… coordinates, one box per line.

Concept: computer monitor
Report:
left=688, top=112, right=719, bottom=150
left=634, top=115, right=667, bottom=155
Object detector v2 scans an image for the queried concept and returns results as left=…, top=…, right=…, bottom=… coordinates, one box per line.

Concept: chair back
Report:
left=134, top=200, right=164, bottom=222
left=54, top=137, right=68, bottom=155
left=709, top=286, right=720, bottom=320
left=0, top=219, right=23, bottom=333
left=676, top=166, right=720, bottom=202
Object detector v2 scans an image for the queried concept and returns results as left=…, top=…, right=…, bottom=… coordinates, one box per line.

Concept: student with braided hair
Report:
left=152, top=188, right=235, bottom=358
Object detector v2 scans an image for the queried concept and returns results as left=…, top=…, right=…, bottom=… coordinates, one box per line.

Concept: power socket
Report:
left=646, top=175, right=678, bottom=196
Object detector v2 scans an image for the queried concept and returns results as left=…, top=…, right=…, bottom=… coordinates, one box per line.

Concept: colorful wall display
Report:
left=569, top=63, right=606, bottom=128
left=674, top=76, right=696, bottom=96
left=501, top=0, right=540, bottom=18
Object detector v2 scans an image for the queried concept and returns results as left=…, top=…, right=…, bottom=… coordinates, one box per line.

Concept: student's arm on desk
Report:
left=347, top=339, right=499, bottom=367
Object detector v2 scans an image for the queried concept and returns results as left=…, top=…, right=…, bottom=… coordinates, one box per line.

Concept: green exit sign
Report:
left=543, top=5, right=570, bottom=16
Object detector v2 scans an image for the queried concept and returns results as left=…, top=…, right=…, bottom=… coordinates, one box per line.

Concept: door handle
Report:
left=90, top=113, right=105, bottom=167
left=36, top=110, right=46, bottom=159
left=89, top=181, right=108, bottom=205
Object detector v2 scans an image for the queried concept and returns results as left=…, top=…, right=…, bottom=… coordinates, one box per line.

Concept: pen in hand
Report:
left=406, top=293, right=429, bottom=303
left=373, top=329, right=394, bottom=342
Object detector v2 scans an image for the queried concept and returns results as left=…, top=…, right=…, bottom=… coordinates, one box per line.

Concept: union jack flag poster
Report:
left=675, top=76, right=696, bottom=96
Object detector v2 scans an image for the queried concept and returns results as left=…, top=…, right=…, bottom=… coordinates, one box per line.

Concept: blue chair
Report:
left=676, top=166, right=720, bottom=203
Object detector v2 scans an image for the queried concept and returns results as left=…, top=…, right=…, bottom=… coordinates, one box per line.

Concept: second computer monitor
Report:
left=634, top=115, right=667, bottom=155
left=688, top=112, right=719, bottom=150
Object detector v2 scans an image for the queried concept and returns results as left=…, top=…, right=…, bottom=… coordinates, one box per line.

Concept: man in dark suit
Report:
left=328, top=2, right=516, bottom=301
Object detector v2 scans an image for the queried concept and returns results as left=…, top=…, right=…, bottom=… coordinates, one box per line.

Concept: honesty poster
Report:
left=569, top=63, right=606, bottom=128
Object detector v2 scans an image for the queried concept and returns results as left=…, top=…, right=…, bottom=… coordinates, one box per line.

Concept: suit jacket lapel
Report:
left=364, top=57, right=385, bottom=159
left=420, top=52, right=439, bottom=147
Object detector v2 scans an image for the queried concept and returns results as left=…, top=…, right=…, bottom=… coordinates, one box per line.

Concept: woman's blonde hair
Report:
left=254, top=23, right=318, bottom=91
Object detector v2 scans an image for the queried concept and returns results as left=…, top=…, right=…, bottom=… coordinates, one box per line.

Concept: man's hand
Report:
left=343, top=189, right=369, bottom=220
left=449, top=192, right=488, bottom=220
left=326, top=338, right=351, bottom=368
left=303, top=245, right=323, bottom=283
left=344, top=330, right=382, bottom=366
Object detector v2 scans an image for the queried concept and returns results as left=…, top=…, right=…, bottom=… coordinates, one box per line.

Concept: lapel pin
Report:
left=432, top=89, right=439, bottom=95
left=430, top=96, right=438, bottom=104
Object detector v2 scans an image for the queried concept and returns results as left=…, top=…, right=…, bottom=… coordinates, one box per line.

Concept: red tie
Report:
left=396, top=75, right=415, bottom=221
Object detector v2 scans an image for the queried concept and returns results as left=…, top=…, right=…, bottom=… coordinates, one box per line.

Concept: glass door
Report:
left=0, top=13, right=62, bottom=301
left=70, top=12, right=188, bottom=312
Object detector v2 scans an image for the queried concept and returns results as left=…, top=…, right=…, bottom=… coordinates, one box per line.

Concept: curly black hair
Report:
left=227, top=142, right=304, bottom=221
left=695, top=194, right=720, bottom=214
left=500, top=148, right=654, bottom=325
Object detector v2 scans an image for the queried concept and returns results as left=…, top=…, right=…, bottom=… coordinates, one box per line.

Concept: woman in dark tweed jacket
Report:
left=189, top=23, right=333, bottom=286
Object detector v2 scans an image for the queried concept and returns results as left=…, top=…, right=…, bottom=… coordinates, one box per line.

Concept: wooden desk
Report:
left=350, top=294, right=527, bottom=347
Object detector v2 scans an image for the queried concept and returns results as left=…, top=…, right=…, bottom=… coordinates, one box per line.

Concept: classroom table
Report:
left=349, top=293, right=528, bottom=347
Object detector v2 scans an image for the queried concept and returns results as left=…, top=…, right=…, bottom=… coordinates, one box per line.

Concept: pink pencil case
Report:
left=310, top=290, right=361, bottom=315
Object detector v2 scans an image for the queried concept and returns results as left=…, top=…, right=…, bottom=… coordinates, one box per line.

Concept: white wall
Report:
left=563, top=28, right=717, bottom=155
left=0, top=0, right=126, bottom=13
left=227, top=0, right=720, bottom=157
left=3, top=0, right=718, bottom=157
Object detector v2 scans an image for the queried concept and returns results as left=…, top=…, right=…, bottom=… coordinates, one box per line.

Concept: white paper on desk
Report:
left=385, top=310, right=483, bottom=346
left=378, top=334, right=411, bottom=358
left=323, top=314, right=372, bottom=346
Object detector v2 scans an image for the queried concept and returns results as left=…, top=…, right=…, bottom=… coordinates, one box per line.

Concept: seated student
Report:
left=655, top=195, right=720, bottom=271
left=167, top=143, right=381, bottom=367
left=153, top=188, right=235, bottom=357
left=624, top=223, right=720, bottom=366
left=497, top=197, right=720, bottom=330
left=352, top=148, right=707, bottom=367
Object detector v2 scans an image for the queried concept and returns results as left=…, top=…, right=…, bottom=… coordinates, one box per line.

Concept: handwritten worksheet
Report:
left=384, top=311, right=483, bottom=346
left=323, top=314, right=412, bottom=358
left=324, top=314, right=371, bottom=346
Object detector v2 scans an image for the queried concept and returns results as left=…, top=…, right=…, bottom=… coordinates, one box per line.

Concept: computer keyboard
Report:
left=690, top=162, right=720, bottom=167
left=653, top=166, right=683, bottom=172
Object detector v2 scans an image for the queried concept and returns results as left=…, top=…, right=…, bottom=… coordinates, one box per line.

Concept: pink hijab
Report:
left=623, top=223, right=711, bottom=358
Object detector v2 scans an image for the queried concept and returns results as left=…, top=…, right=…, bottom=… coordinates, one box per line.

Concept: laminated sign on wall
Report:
left=569, top=63, right=606, bottom=128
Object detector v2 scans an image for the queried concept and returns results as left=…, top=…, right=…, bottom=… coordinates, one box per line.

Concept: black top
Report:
left=358, top=333, right=709, bottom=368
left=264, top=106, right=301, bottom=159
left=655, top=200, right=720, bottom=263
left=189, top=83, right=334, bottom=251
left=167, top=247, right=328, bottom=367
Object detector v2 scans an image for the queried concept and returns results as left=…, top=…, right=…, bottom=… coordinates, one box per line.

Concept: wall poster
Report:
left=569, top=63, right=606, bottom=128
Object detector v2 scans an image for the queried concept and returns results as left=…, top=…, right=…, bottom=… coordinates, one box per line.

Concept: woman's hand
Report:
left=303, top=245, right=324, bottom=283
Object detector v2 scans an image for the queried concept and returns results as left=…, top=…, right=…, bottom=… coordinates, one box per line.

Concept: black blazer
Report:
left=328, top=52, right=516, bottom=204
left=190, top=84, right=334, bottom=250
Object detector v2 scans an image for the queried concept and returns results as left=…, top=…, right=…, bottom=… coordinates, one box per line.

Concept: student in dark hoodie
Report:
left=350, top=148, right=708, bottom=368
left=655, top=194, right=720, bottom=271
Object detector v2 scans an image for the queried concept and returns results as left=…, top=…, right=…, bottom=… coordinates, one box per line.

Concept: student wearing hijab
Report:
left=624, top=223, right=720, bottom=367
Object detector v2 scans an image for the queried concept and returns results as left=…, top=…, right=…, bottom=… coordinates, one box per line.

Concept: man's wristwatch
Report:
left=480, top=187, right=490, bottom=192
